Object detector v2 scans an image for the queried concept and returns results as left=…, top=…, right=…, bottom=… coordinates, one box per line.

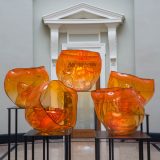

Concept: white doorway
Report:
left=62, top=42, right=106, bottom=129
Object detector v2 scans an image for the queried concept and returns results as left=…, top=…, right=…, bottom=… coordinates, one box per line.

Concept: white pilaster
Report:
left=107, top=24, right=118, bottom=71
left=99, top=45, right=106, bottom=88
left=48, top=24, right=60, bottom=80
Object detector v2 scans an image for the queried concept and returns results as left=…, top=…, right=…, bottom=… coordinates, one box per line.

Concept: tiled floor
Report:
left=0, top=139, right=160, bottom=160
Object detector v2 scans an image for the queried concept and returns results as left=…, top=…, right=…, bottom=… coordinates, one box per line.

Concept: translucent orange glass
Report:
left=25, top=80, right=77, bottom=134
left=108, top=71, right=154, bottom=104
left=91, top=88, right=145, bottom=135
left=4, top=66, right=49, bottom=108
left=56, top=50, right=102, bottom=91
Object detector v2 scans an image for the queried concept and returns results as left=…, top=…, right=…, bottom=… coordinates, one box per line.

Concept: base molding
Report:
left=149, top=133, right=160, bottom=142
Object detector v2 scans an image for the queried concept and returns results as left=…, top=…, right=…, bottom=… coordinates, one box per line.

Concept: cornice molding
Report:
left=44, top=19, right=123, bottom=24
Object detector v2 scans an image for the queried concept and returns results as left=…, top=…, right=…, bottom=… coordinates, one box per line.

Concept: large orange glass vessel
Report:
left=4, top=66, right=49, bottom=108
left=91, top=88, right=145, bottom=135
left=56, top=50, right=102, bottom=91
left=25, top=80, right=78, bottom=134
left=108, top=71, right=154, bottom=104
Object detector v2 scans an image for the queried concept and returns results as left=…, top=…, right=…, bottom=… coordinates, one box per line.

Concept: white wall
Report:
left=135, top=0, right=160, bottom=132
left=1, top=0, right=159, bottom=134
left=0, top=0, right=33, bottom=134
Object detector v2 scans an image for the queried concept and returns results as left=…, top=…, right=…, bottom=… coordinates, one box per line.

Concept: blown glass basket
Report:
left=56, top=50, right=102, bottom=91
left=91, top=88, right=145, bottom=135
left=25, top=80, right=78, bottom=134
left=4, top=66, right=49, bottom=108
left=108, top=71, right=154, bottom=104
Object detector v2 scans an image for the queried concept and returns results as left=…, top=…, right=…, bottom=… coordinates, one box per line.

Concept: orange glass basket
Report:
left=25, top=80, right=78, bottom=134
left=4, top=66, right=49, bottom=108
left=91, top=88, right=145, bottom=136
left=108, top=71, right=154, bottom=104
left=56, top=50, right=102, bottom=91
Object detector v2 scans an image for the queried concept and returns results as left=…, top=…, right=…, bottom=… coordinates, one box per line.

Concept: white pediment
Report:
left=43, top=3, right=125, bottom=24
left=62, top=11, right=107, bottom=19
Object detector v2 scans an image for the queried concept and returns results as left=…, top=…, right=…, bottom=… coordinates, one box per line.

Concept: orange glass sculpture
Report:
left=92, top=71, right=154, bottom=135
left=108, top=71, right=154, bottom=104
left=91, top=88, right=145, bottom=135
left=25, top=80, right=77, bottom=134
left=4, top=66, right=49, bottom=108
left=56, top=50, right=102, bottom=91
